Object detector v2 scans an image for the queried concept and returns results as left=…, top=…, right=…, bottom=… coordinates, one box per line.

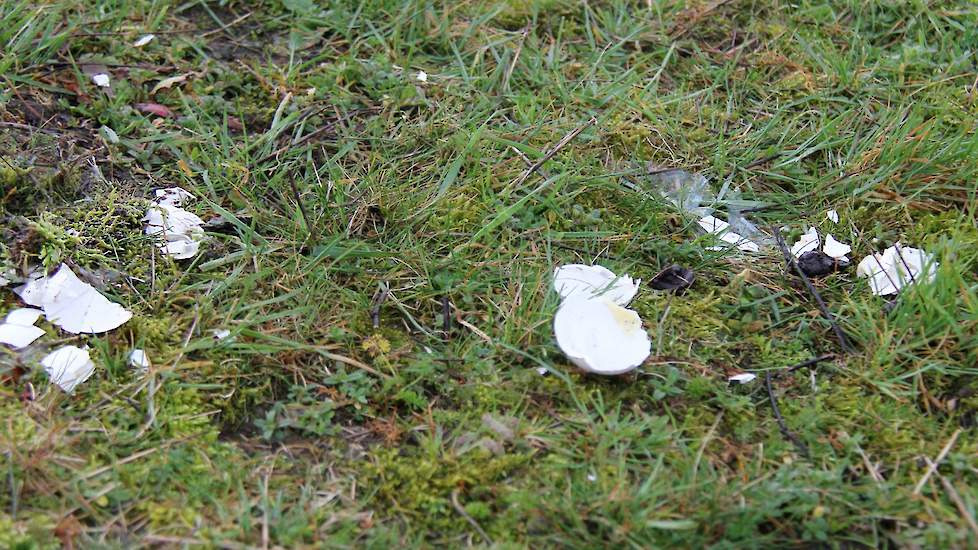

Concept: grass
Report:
left=1, top=0, right=977, bottom=546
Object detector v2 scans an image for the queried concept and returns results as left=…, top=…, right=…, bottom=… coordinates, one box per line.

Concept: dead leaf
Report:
left=135, top=102, right=174, bottom=117
left=227, top=116, right=244, bottom=132
left=150, top=73, right=192, bottom=95
left=176, top=159, right=193, bottom=178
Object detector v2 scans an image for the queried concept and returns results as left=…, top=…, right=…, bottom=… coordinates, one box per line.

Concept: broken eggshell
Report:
left=790, top=227, right=821, bottom=258
left=144, top=194, right=206, bottom=260
left=857, top=243, right=938, bottom=296
left=698, top=215, right=760, bottom=253
left=129, top=349, right=151, bottom=372
left=822, top=234, right=851, bottom=261
left=552, top=264, right=640, bottom=306
left=41, top=345, right=95, bottom=393
left=728, top=373, right=757, bottom=384
left=0, top=308, right=46, bottom=349
left=553, top=296, right=651, bottom=375
left=14, top=264, right=132, bottom=334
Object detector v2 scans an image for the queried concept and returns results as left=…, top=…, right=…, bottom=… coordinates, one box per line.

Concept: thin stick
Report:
left=200, top=11, right=253, bottom=38
left=508, top=117, right=596, bottom=191
left=0, top=121, right=61, bottom=136
left=774, top=230, right=853, bottom=353
left=913, top=429, right=962, bottom=495
left=785, top=354, right=835, bottom=373
left=451, top=488, right=493, bottom=545
left=765, top=372, right=810, bottom=459
left=932, top=463, right=978, bottom=538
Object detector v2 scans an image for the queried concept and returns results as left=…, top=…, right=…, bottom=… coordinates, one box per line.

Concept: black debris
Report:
left=649, top=264, right=695, bottom=292
left=796, top=251, right=837, bottom=278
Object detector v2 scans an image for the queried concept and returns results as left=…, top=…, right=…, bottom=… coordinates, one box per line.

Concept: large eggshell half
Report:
left=552, top=264, right=640, bottom=306
left=553, top=297, right=651, bottom=375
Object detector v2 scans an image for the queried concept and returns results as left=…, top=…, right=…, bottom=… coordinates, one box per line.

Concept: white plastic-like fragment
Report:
left=92, top=73, right=111, bottom=87
left=791, top=227, right=820, bottom=258
left=129, top=349, right=151, bottom=371
left=553, top=297, right=651, bottom=375
left=416, top=70, right=428, bottom=82
left=41, top=346, right=95, bottom=393
left=552, top=264, right=640, bottom=306
left=212, top=329, right=231, bottom=340
left=133, top=34, right=155, bottom=47
left=826, top=210, right=839, bottom=223
left=698, top=215, right=759, bottom=253
left=822, top=234, right=851, bottom=261
left=144, top=195, right=206, bottom=259
left=728, top=373, right=756, bottom=384
left=856, top=243, right=938, bottom=296
left=536, top=367, right=549, bottom=376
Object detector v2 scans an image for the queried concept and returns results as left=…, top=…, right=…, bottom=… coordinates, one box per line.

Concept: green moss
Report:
left=364, top=446, right=530, bottom=535
left=0, top=514, right=59, bottom=550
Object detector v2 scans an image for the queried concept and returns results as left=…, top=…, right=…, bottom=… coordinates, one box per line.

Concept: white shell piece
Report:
left=791, top=227, right=820, bottom=258
left=129, top=349, right=151, bottom=370
left=856, top=243, right=938, bottom=296
left=133, top=34, right=155, bottom=47
left=822, top=234, right=851, bottom=260
left=552, top=264, right=640, bottom=306
left=29, top=264, right=132, bottom=334
left=0, top=324, right=45, bottom=348
left=41, top=346, right=95, bottom=393
left=728, top=373, right=757, bottom=384
left=6, top=308, right=43, bottom=326
left=698, top=215, right=759, bottom=253
left=553, top=297, right=651, bottom=375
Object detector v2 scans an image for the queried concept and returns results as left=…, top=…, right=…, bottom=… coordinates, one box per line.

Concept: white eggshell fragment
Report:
left=92, top=73, right=111, bottom=87
left=0, top=324, right=45, bottom=348
left=41, top=346, right=95, bottom=393
left=133, top=34, right=155, bottom=47
left=791, top=227, right=820, bottom=258
left=144, top=190, right=206, bottom=259
left=33, top=265, right=132, bottom=334
left=728, top=373, right=757, bottom=384
left=0, top=307, right=46, bottom=348
left=698, top=215, right=759, bottom=253
left=856, top=243, right=938, bottom=296
left=826, top=210, right=839, bottom=223
left=14, top=270, right=48, bottom=307
left=553, top=297, right=651, bottom=375
left=822, top=234, right=851, bottom=261
left=129, top=349, right=151, bottom=371
left=552, top=264, right=640, bottom=306
left=6, top=308, right=43, bottom=326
